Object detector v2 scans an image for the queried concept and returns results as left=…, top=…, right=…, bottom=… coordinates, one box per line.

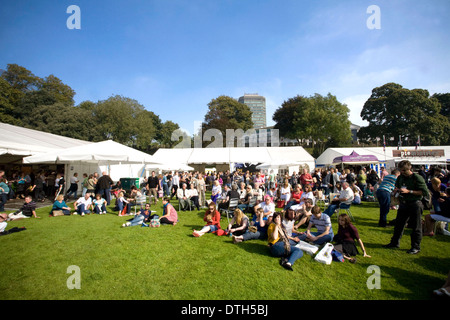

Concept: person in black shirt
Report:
left=147, top=171, right=160, bottom=205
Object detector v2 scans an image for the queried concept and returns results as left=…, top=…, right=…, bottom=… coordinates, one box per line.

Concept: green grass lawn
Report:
left=0, top=196, right=449, bottom=300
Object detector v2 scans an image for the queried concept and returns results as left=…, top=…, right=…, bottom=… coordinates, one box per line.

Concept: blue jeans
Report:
left=129, top=214, right=145, bottom=226
left=98, top=188, right=111, bottom=205
left=76, top=204, right=90, bottom=215
left=94, top=204, right=107, bottom=214
left=376, top=189, right=391, bottom=226
left=298, top=231, right=334, bottom=245
left=270, top=240, right=303, bottom=266
left=323, top=203, right=339, bottom=218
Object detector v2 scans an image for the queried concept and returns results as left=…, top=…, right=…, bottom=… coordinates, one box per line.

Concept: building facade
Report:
left=238, top=93, right=267, bottom=128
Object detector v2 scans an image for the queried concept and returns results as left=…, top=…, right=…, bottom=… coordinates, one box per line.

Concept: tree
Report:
left=93, top=95, right=157, bottom=150
left=202, top=95, right=253, bottom=147
left=0, top=78, right=20, bottom=125
left=358, top=83, right=450, bottom=146
left=23, top=103, right=102, bottom=141
left=273, top=93, right=352, bottom=156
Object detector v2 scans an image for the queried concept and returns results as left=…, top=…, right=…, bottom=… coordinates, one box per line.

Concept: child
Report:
left=93, top=193, right=107, bottom=214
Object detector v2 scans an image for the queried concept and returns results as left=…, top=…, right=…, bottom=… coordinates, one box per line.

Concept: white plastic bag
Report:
left=314, top=243, right=334, bottom=265
left=295, top=240, right=320, bottom=256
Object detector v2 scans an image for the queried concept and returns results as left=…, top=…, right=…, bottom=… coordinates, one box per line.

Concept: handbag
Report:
left=331, top=249, right=345, bottom=262
left=52, top=210, right=64, bottom=217
left=314, top=243, right=334, bottom=265
left=150, top=218, right=160, bottom=228
left=295, top=240, right=319, bottom=256
left=276, top=200, right=285, bottom=208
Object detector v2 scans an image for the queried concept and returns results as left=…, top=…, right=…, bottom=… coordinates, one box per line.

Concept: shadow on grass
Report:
left=357, top=262, right=446, bottom=300
left=223, top=238, right=270, bottom=257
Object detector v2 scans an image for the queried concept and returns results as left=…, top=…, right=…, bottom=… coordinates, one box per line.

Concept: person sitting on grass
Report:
left=424, top=187, right=450, bottom=236
left=93, top=193, right=107, bottom=214
left=267, top=211, right=303, bottom=271
left=293, top=198, right=314, bottom=230
left=8, top=195, right=40, bottom=220
left=253, top=195, right=275, bottom=224
left=232, top=207, right=268, bottom=243
left=74, top=192, right=93, bottom=216
left=297, top=205, right=333, bottom=245
left=0, top=213, right=26, bottom=236
left=159, top=197, right=178, bottom=225
left=193, top=202, right=221, bottom=237
left=284, top=184, right=303, bottom=211
left=122, top=203, right=153, bottom=227
left=50, top=194, right=71, bottom=216
left=226, top=208, right=249, bottom=237
left=333, top=213, right=371, bottom=263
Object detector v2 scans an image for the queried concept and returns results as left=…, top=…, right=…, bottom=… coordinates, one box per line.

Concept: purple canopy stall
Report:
left=332, top=151, right=379, bottom=166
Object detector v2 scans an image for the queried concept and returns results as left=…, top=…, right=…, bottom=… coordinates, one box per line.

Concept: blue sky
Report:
left=1, top=0, right=450, bottom=136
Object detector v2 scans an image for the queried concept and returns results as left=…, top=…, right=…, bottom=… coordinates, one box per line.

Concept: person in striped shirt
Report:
left=376, top=169, right=400, bottom=227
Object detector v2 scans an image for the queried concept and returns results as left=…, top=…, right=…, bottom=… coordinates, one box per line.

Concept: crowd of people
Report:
left=1, top=163, right=450, bottom=271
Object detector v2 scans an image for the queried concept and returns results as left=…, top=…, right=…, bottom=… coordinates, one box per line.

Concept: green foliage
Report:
left=359, top=83, right=450, bottom=146
left=202, top=95, right=254, bottom=147
left=0, top=64, right=180, bottom=152
left=273, top=93, right=352, bottom=156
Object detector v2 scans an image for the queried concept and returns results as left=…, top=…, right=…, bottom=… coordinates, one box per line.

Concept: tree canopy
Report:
left=201, top=95, right=253, bottom=147
left=0, top=64, right=179, bottom=153
left=358, top=83, right=450, bottom=146
left=273, top=93, right=352, bottom=156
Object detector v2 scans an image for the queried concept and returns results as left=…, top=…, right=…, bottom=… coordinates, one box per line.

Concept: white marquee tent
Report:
left=316, top=146, right=450, bottom=172
left=22, top=140, right=159, bottom=182
left=151, top=146, right=315, bottom=174
left=0, top=122, right=91, bottom=163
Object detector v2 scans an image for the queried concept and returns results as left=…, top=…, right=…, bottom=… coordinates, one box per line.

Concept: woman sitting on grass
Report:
left=50, top=194, right=71, bottom=216
left=226, top=208, right=249, bottom=237
left=193, top=202, right=221, bottom=237
left=93, top=193, right=107, bottom=214
left=159, top=197, right=178, bottom=225
left=333, top=213, right=371, bottom=263
left=267, top=211, right=303, bottom=271
left=232, top=207, right=268, bottom=243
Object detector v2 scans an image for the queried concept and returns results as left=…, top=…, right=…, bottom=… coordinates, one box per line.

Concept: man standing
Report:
left=299, top=168, right=313, bottom=189
left=147, top=171, right=159, bottom=205
left=97, top=171, right=113, bottom=205
left=384, top=160, right=429, bottom=254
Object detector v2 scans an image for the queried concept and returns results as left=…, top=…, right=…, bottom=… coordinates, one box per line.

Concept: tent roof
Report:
left=0, top=122, right=90, bottom=157
left=22, top=140, right=157, bottom=164
left=151, top=146, right=315, bottom=167
left=332, top=150, right=379, bottom=164
left=316, top=146, right=450, bottom=166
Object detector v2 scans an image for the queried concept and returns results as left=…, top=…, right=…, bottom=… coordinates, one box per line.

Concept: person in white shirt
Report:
left=74, top=193, right=93, bottom=216
left=177, top=183, right=190, bottom=211
left=188, top=183, right=200, bottom=210
left=323, top=182, right=354, bottom=218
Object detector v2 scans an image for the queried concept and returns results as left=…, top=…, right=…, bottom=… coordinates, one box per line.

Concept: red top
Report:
left=291, top=191, right=303, bottom=203
left=204, top=210, right=221, bottom=229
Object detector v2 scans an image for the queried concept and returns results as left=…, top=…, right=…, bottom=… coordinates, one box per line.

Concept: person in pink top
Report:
left=160, top=197, right=178, bottom=225
left=193, top=202, right=221, bottom=237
